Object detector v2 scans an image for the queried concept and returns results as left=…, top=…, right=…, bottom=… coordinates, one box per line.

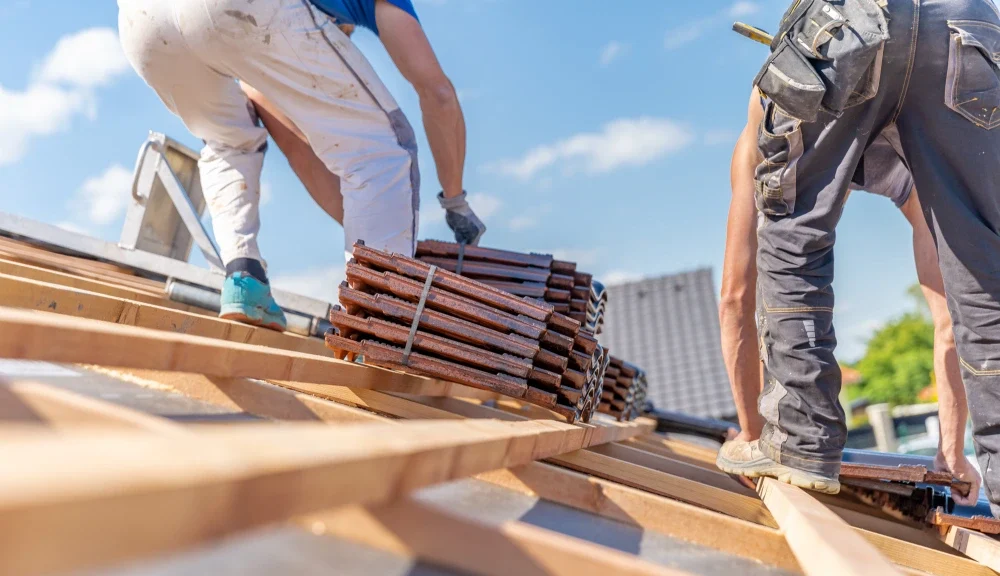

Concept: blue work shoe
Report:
left=219, top=272, right=287, bottom=332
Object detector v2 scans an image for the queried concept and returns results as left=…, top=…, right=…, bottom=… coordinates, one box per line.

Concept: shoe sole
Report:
left=716, top=454, right=841, bottom=495
left=220, top=311, right=286, bottom=333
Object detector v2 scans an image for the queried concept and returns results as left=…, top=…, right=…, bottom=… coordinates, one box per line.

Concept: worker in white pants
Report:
left=118, top=0, right=485, bottom=331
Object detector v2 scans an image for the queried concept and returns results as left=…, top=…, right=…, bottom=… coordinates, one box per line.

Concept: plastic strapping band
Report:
left=402, top=264, right=437, bottom=365
left=456, top=242, right=467, bottom=275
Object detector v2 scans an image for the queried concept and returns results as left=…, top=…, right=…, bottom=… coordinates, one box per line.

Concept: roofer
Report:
left=715, top=0, right=1000, bottom=511
left=117, top=0, right=486, bottom=332
left=719, top=87, right=982, bottom=505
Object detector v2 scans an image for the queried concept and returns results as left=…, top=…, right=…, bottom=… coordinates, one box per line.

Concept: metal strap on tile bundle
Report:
left=401, top=265, right=437, bottom=365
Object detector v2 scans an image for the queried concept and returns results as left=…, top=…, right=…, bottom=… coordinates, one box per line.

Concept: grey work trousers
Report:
left=754, top=0, right=1000, bottom=512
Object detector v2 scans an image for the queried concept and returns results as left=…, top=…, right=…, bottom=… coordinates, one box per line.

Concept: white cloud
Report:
left=602, top=270, right=644, bottom=286
left=664, top=25, right=707, bottom=50
left=419, top=207, right=445, bottom=234
left=728, top=1, right=760, bottom=18
left=0, top=84, right=90, bottom=165
left=490, top=117, right=694, bottom=180
left=508, top=214, right=538, bottom=231
left=456, top=88, right=482, bottom=103
left=665, top=2, right=760, bottom=51
left=0, top=27, right=129, bottom=166
left=260, top=181, right=273, bottom=207
left=599, top=41, right=627, bottom=67
left=467, top=192, right=502, bottom=220
left=76, top=164, right=134, bottom=226
left=508, top=204, right=551, bottom=232
left=37, top=28, right=130, bottom=88
left=271, top=265, right=346, bottom=304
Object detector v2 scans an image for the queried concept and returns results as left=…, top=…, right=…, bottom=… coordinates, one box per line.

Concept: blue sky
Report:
left=0, top=0, right=919, bottom=360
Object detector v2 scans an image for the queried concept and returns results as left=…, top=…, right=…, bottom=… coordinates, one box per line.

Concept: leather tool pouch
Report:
left=754, top=0, right=889, bottom=122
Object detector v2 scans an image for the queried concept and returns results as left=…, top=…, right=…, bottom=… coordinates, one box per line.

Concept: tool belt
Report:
left=754, top=0, right=890, bottom=122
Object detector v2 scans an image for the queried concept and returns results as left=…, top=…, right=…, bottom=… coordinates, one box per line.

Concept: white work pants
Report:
left=118, top=0, right=419, bottom=266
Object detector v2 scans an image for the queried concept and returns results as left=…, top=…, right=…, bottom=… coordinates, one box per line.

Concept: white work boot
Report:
left=716, top=439, right=841, bottom=495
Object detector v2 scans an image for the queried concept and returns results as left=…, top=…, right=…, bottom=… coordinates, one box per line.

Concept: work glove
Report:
left=438, top=191, right=486, bottom=246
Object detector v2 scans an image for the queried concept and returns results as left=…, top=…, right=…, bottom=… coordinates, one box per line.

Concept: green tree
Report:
left=854, top=289, right=935, bottom=405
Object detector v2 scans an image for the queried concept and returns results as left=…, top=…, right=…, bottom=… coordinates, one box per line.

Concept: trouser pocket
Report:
left=757, top=0, right=889, bottom=121
left=946, top=20, right=1000, bottom=129
left=754, top=36, right=827, bottom=122
left=754, top=101, right=803, bottom=216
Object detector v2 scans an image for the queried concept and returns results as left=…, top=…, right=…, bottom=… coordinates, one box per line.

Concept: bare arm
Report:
left=376, top=0, right=465, bottom=199
left=720, top=89, right=767, bottom=441
left=240, top=82, right=345, bottom=224
left=900, top=191, right=981, bottom=505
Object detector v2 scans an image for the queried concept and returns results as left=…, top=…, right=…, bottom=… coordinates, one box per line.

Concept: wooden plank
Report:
left=0, top=236, right=166, bottom=294
left=629, top=434, right=720, bottom=467
left=84, top=367, right=388, bottom=425
left=757, top=478, right=903, bottom=576
left=274, top=382, right=466, bottom=421
left=0, top=272, right=334, bottom=357
left=942, top=526, right=1000, bottom=573
left=475, top=462, right=802, bottom=572
left=587, top=442, right=755, bottom=495
left=306, top=497, right=688, bottom=576
left=0, top=378, right=185, bottom=433
left=0, top=306, right=482, bottom=397
left=622, top=436, right=722, bottom=471
left=627, top=435, right=958, bottom=555
left=397, top=395, right=526, bottom=422
left=0, top=257, right=198, bottom=313
left=851, top=525, right=996, bottom=576
left=0, top=418, right=600, bottom=576
left=546, top=446, right=981, bottom=575
left=549, top=448, right=778, bottom=528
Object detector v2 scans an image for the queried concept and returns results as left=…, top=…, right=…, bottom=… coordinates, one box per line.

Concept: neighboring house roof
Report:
left=598, top=268, right=736, bottom=419
left=841, top=365, right=863, bottom=386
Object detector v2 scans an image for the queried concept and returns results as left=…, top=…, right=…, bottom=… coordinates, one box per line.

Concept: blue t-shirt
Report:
left=309, top=0, right=418, bottom=36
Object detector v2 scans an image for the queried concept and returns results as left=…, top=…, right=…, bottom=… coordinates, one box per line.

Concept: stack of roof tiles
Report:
left=836, top=461, right=986, bottom=529
left=585, top=280, right=607, bottom=335
left=325, top=242, right=608, bottom=423
left=415, top=240, right=605, bottom=333
left=598, top=356, right=648, bottom=421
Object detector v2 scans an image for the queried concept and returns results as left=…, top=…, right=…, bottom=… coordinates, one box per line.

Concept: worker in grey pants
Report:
left=717, top=0, right=1000, bottom=511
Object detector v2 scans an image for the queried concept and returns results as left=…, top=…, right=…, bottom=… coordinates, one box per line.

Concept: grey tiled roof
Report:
left=598, top=269, right=736, bottom=419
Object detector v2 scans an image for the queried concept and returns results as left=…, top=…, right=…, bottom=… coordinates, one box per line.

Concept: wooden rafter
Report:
left=0, top=257, right=196, bottom=313
left=549, top=448, right=778, bottom=527
left=941, top=525, right=1000, bottom=573
left=758, top=478, right=903, bottom=576
left=0, top=416, right=644, bottom=576
left=0, top=378, right=186, bottom=433
left=0, top=306, right=467, bottom=396
left=0, top=241, right=993, bottom=576
left=475, top=463, right=802, bottom=572
left=0, top=271, right=331, bottom=356
left=307, top=497, right=689, bottom=576
left=80, top=367, right=388, bottom=425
